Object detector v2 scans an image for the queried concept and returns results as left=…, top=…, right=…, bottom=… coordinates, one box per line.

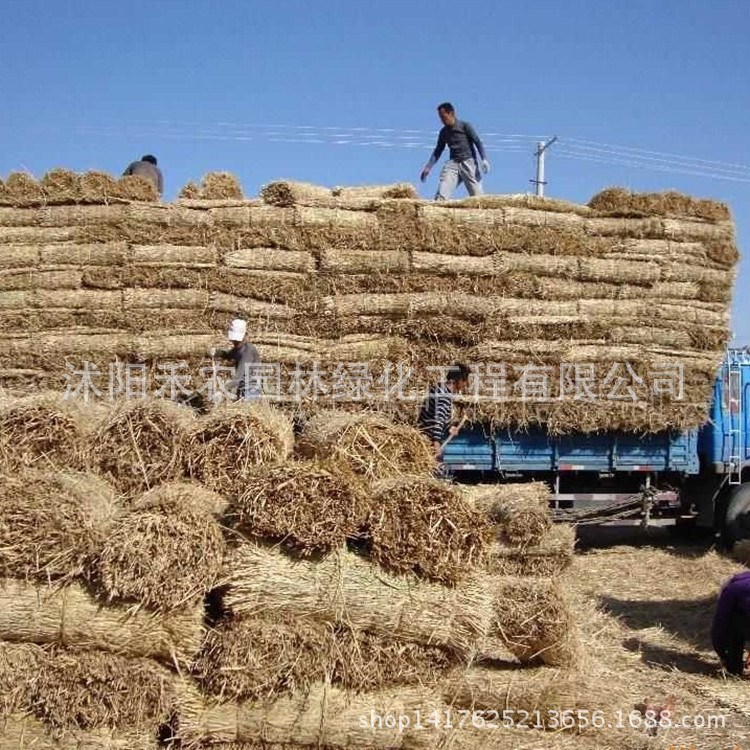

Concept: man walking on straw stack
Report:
left=420, top=103, right=490, bottom=200
left=418, top=363, right=470, bottom=459
left=209, top=318, right=262, bottom=402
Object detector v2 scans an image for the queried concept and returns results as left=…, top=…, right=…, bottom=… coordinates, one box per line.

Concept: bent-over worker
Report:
left=420, top=102, right=490, bottom=200
left=209, top=318, right=262, bottom=401
left=418, top=363, right=471, bottom=459
left=711, top=570, right=750, bottom=675
left=123, top=154, right=164, bottom=195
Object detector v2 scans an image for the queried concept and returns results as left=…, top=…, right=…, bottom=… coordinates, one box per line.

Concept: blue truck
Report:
left=443, top=349, right=750, bottom=543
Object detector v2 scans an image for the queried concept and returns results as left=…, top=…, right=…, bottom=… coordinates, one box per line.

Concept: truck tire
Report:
left=722, top=483, right=750, bottom=548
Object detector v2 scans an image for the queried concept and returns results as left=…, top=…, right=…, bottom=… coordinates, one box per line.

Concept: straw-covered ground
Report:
left=558, top=541, right=750, bottom=750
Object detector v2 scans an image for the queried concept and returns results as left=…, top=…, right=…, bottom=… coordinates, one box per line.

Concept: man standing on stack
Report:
left=420, top=103, right=490, bottom=200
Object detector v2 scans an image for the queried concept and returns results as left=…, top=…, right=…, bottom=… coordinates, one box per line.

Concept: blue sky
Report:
left=1, top=0, right=748, bottom=341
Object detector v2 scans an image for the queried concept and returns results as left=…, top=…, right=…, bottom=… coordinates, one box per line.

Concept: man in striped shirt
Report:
left=418, top=364, right=471, bottom=458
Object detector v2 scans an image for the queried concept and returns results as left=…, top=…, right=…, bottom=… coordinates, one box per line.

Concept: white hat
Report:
left=227, top=318, right=247, bottom=342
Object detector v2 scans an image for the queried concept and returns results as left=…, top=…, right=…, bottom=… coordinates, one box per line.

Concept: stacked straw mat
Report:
left=0, top=174, right=738, bottom=434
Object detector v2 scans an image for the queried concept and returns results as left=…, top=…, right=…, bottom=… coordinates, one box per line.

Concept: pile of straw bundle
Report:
left=95, top=399, right=195, bottom=496
left=0, top=393, right=99, bottom=472
left=298, top=412, right=436, bottom=481
left=228, top=462, right=370, bottom=553
left=367, top=476, right=494, bottom=584
left=0, top=470, right=118, bottom=581
left=225, top=544, right=493, bottom=657
left=0, top=578, right=204, bottom=665
left=79, top=170, right=120, bottom=203
left=589, top=186, right=731, bottom=221
left=492, top=577, right=577, bottom=667
left=463, top=483, right=552, bottom=547
left=175, top=680, right=442, bottom=749
left=489, top=524, right=575, bottom=577
left=0, top=172, right=44, bottom=206
left=117, top=175, right=159, bottom=202
left=95, top=497, right=226, bottom=611
left=184, top=403, right=294, bottom=496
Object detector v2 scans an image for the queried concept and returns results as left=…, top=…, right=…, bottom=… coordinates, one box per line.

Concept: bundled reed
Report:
left=492, top=577, right=577, bottom=667
left=95, top=399, right=195, bottom=497
left=298, top=412, right=436, bottom=481
left=184, top=403, right=294, bottom=496
left=0, top=470, right=118, bottom=581
left=228, top=461, right=370, bottom=553
left=0, top=578, right=203, bottom=665
left=463, top=483, right=552, bottom=547
left=193, top=613, right=454, bottom=703
left=181, top=172, right=244, bottom=200
left=588, top=186, right=731, bottom=222
left=175, top=680, right=441, bottom=749
left=0, top=393, right=100, bottom=472
left=367, top=476, right=494, bottom=584
left=95, top=498, right=226, bottom=611
left=489, top=524, right=575, bottom=577
left=40, top=168, right=82, bottom=204
left=225, top=544, right=493, bottom=657
left=134, top=480, right=228, bottom=516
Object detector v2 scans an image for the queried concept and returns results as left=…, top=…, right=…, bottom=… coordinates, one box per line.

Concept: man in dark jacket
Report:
left=711, top=570, right=750, bottom=675
left=123, top=154, right=164, bottom=195
left=209, top=318, right=262, bottom=401
left=418, top=363, right=470, bottom=458
left=420, top=103, right=490, bottom=200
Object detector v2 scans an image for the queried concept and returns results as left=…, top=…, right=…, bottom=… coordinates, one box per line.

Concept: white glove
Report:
left=481, top=159, right=490, bottom=174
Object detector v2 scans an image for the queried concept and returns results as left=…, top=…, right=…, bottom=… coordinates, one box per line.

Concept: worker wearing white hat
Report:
left=209, top=318, right=262, bottom=401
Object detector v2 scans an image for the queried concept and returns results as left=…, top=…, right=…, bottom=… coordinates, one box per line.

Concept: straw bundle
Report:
left=442, top=665, right=585, bottom=717
left=0, top=393, right=98, bottom=471
left=225, top=544, right=493, bottom=657
left=95, top=501, right=226, bottom=611
left=2, top=173, right=44, bottom=206
left=0, top=470, right=118, bottom=581
left=298, top=412, right=436, bottom=481
left=95, top=399, right=195, bottom=496
left=79, top=170, right=120, bottom=203
left=192, top=614, right=334, bottom=702
left=194, top=613, right=454, bottom=703
left=40, top=168, right=82, bottom=204
left=367, top=476, right=494, bottom=584
left=175, top=680, right=441, bottom=749
left=261, top=180, right=333, bottom=207
left=184, top=403, right=294, bottom=496
left=228, top=462, right=370, bottom=553
left=0, top=715, right=158, bottom=750
left=116, top=175, right=159, bottom=202
left=198, top=172, right=244, bottom=200
left=0, top=579, right=204, bottom=664
left=0, top=644, right=175, bottom=732
left=462, top=483, right=552, bottom=547
left=489, top=524, right=575, bottom=577
left=589, top=186, right=731, bottom=222
left=492, top=577, right=577, bottom=667
left=179, top=181, right=201, bottom=199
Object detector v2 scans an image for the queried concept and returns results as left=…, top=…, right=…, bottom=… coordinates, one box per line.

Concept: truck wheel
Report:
left=722, top=483, right=750, bottom=549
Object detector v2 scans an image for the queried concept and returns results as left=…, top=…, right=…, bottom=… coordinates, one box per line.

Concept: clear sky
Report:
left=1, top=0, right=748, bottom=341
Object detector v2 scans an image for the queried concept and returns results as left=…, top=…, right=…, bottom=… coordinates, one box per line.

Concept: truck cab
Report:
left=443, top=350, right=750, bottom=539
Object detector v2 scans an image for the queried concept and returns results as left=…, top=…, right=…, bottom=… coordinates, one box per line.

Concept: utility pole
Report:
left=530, top=136, right=558, bottom=197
